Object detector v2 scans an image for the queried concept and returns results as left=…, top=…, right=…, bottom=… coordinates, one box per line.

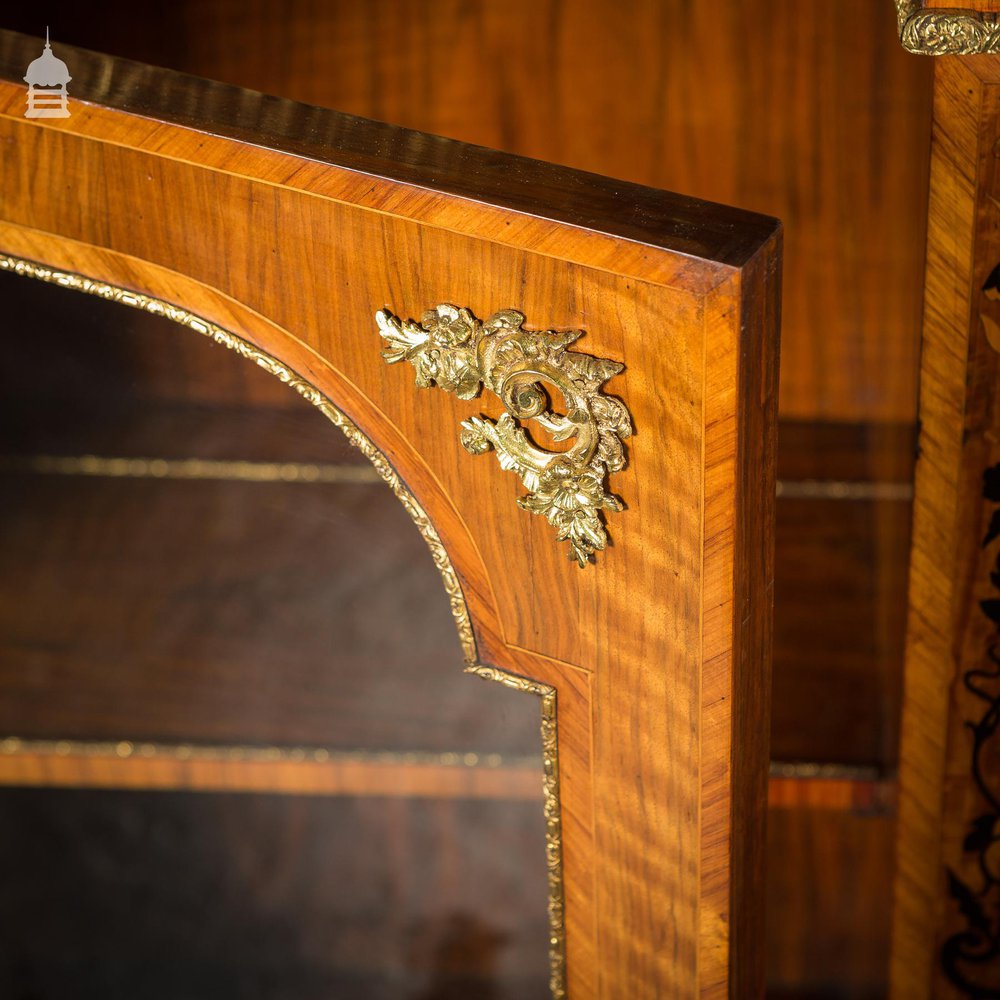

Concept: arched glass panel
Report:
left=0, top=268, right=552, bottom=999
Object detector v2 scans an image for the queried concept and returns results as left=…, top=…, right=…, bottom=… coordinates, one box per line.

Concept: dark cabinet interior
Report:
left=0, top=273, right=550, bottom=999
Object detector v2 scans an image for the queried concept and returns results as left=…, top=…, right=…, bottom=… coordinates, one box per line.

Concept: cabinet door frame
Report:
left=0, top=29, right=781, bottom=998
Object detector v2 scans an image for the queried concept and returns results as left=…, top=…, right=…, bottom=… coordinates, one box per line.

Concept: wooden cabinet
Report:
left=6, top=3, right=997, bottom=997
left=0, top=18, right=780, bottom=1000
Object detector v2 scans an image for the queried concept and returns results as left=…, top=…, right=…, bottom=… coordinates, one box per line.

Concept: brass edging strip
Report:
left=1, top=454, right=915, bottom=503
left=775, top=479, right=913, bottom=501
left=0, top=743, right=875, bottom=782
left=767, top=761, right=896, bottom=814
left=0, top=252, right=567, bottom=1000
left=768, top=760, right=885, bottom=782
left=1, top=455, right=915, bottom=503
left=0, top=453, right=382, bottom=483
left=466, top=663, right=563, bottom=984
left=0, top=736, right=542, bottom=770
left=895, top=0, right=1000, bottom=55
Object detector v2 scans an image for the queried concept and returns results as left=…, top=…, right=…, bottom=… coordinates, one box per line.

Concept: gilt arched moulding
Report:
left=0, top=247, right=568, bottom=1000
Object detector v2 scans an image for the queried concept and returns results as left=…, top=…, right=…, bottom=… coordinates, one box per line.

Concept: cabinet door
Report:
left=0, top=28, right=781, bottom=999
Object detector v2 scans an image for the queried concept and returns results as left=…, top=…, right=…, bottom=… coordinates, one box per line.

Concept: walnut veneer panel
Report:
left=892, top=56, right=1000, bottom=999
left=0, top=0, right=927, bottom=423
left=0, top=30, right=780, bottom=997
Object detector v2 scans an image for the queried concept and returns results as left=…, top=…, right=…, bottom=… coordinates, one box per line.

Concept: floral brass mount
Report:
left=376, top=304, right=632, bottom=566
left=895, top=0, right=1000, bottom=55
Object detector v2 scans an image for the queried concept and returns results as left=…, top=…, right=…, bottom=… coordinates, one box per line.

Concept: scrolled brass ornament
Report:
left=895, top=0, right=1000, bottom=55
left=377, top=304, right=632, bottom=567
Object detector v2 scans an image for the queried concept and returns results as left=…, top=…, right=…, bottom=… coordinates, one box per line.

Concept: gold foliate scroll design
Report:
left=895, top=0, right=1000, bottom=55
left=377, top=304, right=631, bottom=567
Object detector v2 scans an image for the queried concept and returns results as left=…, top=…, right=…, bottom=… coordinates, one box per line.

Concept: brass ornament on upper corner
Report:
left=376, top=304, right=632, bottom=567
left=895, top=0, right=1000, bottom=55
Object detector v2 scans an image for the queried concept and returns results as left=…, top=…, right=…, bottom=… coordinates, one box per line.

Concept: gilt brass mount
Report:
left=895, top=0, right=1000, bottom=55
left=377, top=304, right=632, bottom=566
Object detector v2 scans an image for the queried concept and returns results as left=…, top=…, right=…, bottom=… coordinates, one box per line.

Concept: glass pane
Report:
left=0, top=269, right=551, bottom=998
left=0, top=787, right=550, bottom=999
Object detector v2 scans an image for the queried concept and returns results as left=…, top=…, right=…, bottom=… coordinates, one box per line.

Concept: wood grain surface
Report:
left=0, top=749, right=545, bottom=801
left=0, top=7, right=936, bottom=995
left=0, top=28, right=780, bottom=1000
left=0, top=0, right=929, bottom=423
left=0, top=746, right=889, bottom=811
left=891, top=55, right=1000, bottom=1000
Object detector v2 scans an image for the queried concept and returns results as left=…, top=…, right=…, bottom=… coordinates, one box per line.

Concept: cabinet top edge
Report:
left=0, top=29, right=779, bottom=272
